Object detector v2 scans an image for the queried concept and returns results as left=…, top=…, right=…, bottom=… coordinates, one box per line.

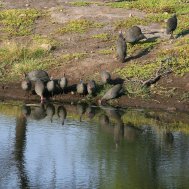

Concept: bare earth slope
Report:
left=0, top=0, right=189, bottom=111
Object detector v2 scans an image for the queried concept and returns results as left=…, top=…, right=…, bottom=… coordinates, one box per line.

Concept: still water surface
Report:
left=0, top=102, right=189, bottom=189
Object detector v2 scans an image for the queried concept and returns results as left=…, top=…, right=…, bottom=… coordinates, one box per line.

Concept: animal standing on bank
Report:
left=59, top=73, right=68, bottom=94
left=77, top=79, right=86, bottom=96
left=47, top=77, right=55, bottom=97
left=166, top=14, right=177, bottom=39
left=117, top=31, right=127, bottom=63
left=100, top=71, right=111, bottom=84
left=34, top=80, right=45, bottom=102
left=21, top=79, right=32, bottom=97
left=87, top=80, right=96, bottom=96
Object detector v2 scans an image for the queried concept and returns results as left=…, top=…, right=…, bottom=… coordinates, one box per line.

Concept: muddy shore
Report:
left=1, top=82, right=189, bottom=112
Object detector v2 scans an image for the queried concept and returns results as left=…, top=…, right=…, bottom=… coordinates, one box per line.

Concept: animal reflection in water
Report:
left=98, top=107, right=147, bottom=148
left=124, top=125, right=142, bottom=142
left=86, top=105, right=96, bottom=120
left=21, top=105, right=31, bottom=117
left=46, top=103, right=55, bottom=122
left=21, top=103, right=67, bottom=125
left=57, top=105, right=67, bottom=125
left=99, top=107, right=124, bottom=148
left=77, top=103, right=86, bottom=122
left=22, top=104, right=47, bottom=121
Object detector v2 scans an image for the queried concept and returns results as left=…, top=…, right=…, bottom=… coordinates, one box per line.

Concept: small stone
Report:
left=25, top=4, right=30, bottom=7
left=19, top=13, right=26, bottom=17
left=185, top=83, right=189, bottom=90
left=71, top=91, right=74, bottom=95
left=40, top=44, right=53, bottom=51
left=167, top=107, right=176, bottom=111
left=129, top=13, right=133, bottom=17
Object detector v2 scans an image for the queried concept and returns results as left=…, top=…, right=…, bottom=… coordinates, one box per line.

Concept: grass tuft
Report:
left=0, top=41, right=54, bottom=81
left=58, top=19, right=103, bottom=34
left=0, top=9, right=40, bottom=36
left=69, top=1, right=91, bottom=7
left=107, top=0, right=189, bottom=13
left=92, top=33, right=111, bottom=41
left=60, top=52, right=88, bottom=62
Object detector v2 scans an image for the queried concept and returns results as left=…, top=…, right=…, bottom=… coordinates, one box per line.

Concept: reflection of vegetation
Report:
left=122, top=109, right=189, bottom=134
left=0, top=102, right=22, bottom=116
left=0, top=101, right=189, bottom=134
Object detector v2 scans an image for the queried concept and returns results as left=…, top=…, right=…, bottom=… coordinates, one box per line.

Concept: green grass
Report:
left=32, top=34, right=57, bottom=46
left=114, top=13, right=172, bottom=30
left=58, top=19, right=104, bottom=34
left=92, top=33, right=111, bottom=41
left=127, top=40, right=160, bottom=55
left=0, top=41, right=54, bottom=81
left=60, top=52, right=87, bottom=62
left=115, top=61, right=161, bottom=80
left=114, top=17, right=147, bottom=30
left=98, top=48, right=114, bottom=55
left=9, top=57, right=54, bottom=80
left=0, top=9, right=40, bottom=36
left=175, top=14, right=189, bottom=34
left=158, top=39, right=189, bottom=76
left=107, top=0, right=189, bottom=13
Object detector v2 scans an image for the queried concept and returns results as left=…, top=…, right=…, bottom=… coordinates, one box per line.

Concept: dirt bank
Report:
left=0, top=0, right=189, bottom=112
left=1, top=77, right=189, bottom=112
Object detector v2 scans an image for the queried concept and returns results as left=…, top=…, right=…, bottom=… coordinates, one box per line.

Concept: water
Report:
left=0, top=102, right=189, bottom=189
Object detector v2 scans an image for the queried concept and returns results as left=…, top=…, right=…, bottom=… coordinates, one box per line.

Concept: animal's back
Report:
left=166, top=15, right=177, bottom=34
left=26, top=70, right=50, bottom=82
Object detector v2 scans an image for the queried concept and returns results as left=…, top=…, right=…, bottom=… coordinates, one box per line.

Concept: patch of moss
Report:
left=146, top=13, right=171, bottom=23
left=115, top=61, right=160, bottom=80
left=158, top=41, right=189, bottom=76
left=32, top=34, right=57, bottom=46
left=98, top=48, right=114, bottom=55
left=60, top=52, right=87, bottom=62
left=0, top=9, right=40, bottom=36
left=69, top=1, right=91, bottom=7
left=107, top=0, right=188, bottom=13
left=58, top=19, right=104, bottom=34
left=127, top=40, right=160, bottom=55
left=92, top=33, right=110, bottom=41
left=175, top=15, right=189, bottom=35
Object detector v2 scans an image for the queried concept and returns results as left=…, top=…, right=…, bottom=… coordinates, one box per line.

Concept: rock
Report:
left=40, top=43, right=54, bottom=51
